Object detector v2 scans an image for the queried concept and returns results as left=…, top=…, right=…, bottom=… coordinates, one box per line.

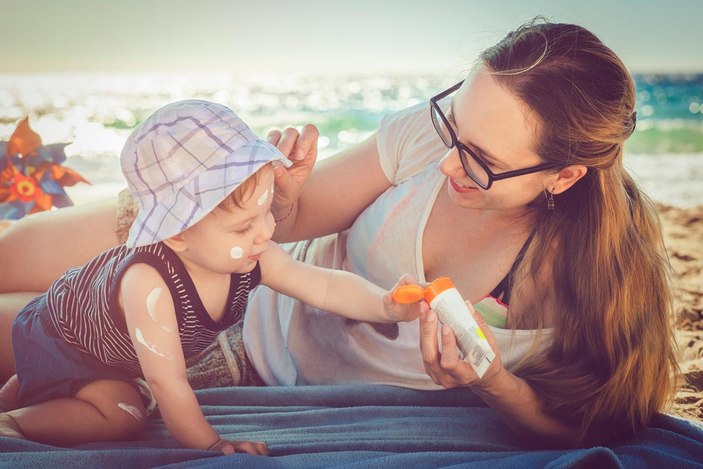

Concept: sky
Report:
left=0, top=0, right=701, bottom=75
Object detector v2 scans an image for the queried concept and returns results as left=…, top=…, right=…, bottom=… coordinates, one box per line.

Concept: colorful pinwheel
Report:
left=0, top=117, right=89, bottom=219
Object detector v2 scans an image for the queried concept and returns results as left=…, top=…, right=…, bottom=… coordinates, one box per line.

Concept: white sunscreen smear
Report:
left=117, top=402, right=143, bottom=421
left=146, top=287, right=162, bottom=322
left=425, top=277, right=495, bottom=378
left=230, top=246, right=244, bottom=259
left=134, top=327, right=175, bottom=361
left=145, top=287, right=172, bottom=332
left=257, top=190, right=269, bottom=206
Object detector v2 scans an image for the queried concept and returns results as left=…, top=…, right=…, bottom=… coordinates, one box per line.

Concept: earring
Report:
left=547, top=190, right=555, bottom=211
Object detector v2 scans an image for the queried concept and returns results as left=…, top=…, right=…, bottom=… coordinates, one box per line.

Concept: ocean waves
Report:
left=0, top=72, right=701, bottom=206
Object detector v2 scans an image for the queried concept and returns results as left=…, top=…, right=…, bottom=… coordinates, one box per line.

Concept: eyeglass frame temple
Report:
left=430, top=81, right=560, bottom=189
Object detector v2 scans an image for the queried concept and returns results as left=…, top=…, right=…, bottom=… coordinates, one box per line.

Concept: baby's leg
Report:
left=0, top=379, right=146, bottom=446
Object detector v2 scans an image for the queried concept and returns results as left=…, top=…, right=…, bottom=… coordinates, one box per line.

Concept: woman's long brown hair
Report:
left=480, top=20, right=679, bottom=444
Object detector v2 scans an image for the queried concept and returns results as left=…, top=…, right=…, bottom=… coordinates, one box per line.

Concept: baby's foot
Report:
left=0, top=375, right=20, bottom=412
left=0, top=414, right=25, bottom=439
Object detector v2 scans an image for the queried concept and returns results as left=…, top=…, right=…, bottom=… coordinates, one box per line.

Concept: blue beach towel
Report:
left=0, top=384, right=701, bottom=468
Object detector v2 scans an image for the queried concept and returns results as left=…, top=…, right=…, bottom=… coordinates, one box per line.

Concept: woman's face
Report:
left=438, top=66, right=554, bottom=212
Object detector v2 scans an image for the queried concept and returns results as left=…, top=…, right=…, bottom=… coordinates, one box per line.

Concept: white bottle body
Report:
left=428, top=288, right=495, bottom=378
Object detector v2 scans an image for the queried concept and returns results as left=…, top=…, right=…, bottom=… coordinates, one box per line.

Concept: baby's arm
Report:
left=260, top=241, right=420, bottom=323
left=120, top=264, right=220, bottom=449
left=120, top=264, right=266, bottom=454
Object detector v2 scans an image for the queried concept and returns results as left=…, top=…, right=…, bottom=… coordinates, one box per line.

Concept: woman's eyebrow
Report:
left=449, top=100, right=504, bottom=166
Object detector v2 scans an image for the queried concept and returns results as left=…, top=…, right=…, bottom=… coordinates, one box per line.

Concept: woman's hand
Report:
left=419, top=302, right=504, bottom=389
left=266, top=124, right=319, bottom=221
left=421, top=301, right=579, bottom=446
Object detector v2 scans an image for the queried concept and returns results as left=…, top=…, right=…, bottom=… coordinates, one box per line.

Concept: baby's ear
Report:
left=162, top=233, right=187, bottom=253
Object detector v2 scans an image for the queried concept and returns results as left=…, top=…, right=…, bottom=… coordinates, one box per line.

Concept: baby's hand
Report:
left=208, top=438, right=269, bottom=456
left=384, top=274, right=424, bottom=322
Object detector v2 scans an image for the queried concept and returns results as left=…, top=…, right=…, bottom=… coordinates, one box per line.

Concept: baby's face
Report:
left=179, top=165, right=276, bottom=275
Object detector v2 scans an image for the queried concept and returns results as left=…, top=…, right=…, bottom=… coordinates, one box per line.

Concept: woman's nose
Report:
left=438, top=147, right=464, bottom=178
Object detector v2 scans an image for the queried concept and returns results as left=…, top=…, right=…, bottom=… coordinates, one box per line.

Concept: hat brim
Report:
left=125, top=139, right=291, bottom=248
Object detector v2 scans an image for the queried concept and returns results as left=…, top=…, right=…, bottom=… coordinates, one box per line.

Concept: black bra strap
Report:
left=488, top=231, right=535, bottom=304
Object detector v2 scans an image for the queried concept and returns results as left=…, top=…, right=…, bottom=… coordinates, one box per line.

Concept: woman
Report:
left=0, top=20, right=678, bottom=446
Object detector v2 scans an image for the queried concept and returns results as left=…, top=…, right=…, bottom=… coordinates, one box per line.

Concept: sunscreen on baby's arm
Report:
left=393, top=277, right=495, bottom=377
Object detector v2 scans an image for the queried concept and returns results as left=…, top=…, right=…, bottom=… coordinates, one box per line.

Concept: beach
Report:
left=659, top=203, right=703, bottom=423
left=1, top=71, right=702, bottom=424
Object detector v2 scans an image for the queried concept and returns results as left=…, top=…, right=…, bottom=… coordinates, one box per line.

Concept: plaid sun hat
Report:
left=121, top=100, right=291, bottom=248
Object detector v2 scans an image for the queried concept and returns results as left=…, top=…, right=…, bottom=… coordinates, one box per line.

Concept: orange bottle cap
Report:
left=391, top=285, right=425, bottom=304
left=423, top=277, right=455, bottom=304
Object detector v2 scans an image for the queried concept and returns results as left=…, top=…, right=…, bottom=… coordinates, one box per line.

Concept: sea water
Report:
left=0, top=72, right=701, bottom=207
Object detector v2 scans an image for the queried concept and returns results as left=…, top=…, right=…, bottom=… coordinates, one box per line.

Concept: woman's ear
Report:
left=162, top=233, right=188, bottom=253
left=551, top=164, right=587, bottom=194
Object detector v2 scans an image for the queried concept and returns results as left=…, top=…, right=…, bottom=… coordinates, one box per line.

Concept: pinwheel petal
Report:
left=32, top=192, right=53, bottom=211
left=56, top=167, right=90, bottom=187
left=39, top=176, right=64, bottom=195
left=45, top=143, right=70, bottom=164
left=0, top=201, right=28, bottom=220
left=7, top=117, right=42, bottom=157
left=51, top=192, right=73, bottom=208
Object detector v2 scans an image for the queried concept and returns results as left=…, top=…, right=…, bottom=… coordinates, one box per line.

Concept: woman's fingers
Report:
left=420, top=307, right=481, bottom=388
left=439, top=324, right=462, bottom=370
left=267, top=125, right=318, bottom=163
left=419, top=307, right=441, bottom=378
left=274, top=127, right=301, bottom=159
left=290, top=124, right=319, bottom=161
left=266, top=129, right=282, bottom=147
left=438, top=325, right=476, bottom=387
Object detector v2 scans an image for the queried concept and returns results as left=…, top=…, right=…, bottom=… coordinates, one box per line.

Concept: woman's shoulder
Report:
left=377, top=101, right=446, bottom=184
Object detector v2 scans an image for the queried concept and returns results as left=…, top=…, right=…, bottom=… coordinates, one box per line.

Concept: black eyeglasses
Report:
left=430, top=81, right=560, bottom=190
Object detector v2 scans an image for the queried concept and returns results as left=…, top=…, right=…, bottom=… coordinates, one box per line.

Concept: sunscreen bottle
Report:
left=423, top=277, right=495, bottom=377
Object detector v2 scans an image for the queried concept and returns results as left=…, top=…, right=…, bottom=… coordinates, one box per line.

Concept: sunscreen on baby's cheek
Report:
left=230, top=246, right=243, bottom=259
left=424, top=277, right=495, bottom=378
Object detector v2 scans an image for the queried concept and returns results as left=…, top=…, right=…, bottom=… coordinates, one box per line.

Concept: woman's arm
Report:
left=419, top=306, right=578, bottom=448
left=0, top=197, right=121, bottom=293
left=271, top=132, right=393, bottom=243
left=0, top=199, right=123, bottom=382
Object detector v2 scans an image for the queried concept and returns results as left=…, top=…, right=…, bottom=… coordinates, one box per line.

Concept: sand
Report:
left=658, top=203, right=703, bottom=423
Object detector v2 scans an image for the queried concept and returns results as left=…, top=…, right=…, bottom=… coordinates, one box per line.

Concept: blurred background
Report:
left=1, top=0, right=701, bottom=206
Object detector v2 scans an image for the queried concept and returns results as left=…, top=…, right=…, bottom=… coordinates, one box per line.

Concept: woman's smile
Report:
left=449, top=177, right=478, bottom=194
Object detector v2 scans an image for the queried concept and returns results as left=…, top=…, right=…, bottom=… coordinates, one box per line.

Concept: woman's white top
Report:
left=244, top=101, right=553, bottom=389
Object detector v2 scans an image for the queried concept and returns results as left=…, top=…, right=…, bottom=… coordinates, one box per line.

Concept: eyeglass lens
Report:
left=431, top=105, right=490, bottom=188
left=431, top=107, right=454, bottom=147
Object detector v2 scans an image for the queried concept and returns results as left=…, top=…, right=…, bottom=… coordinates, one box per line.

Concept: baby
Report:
left=0, top=100, right=420, bottom=455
